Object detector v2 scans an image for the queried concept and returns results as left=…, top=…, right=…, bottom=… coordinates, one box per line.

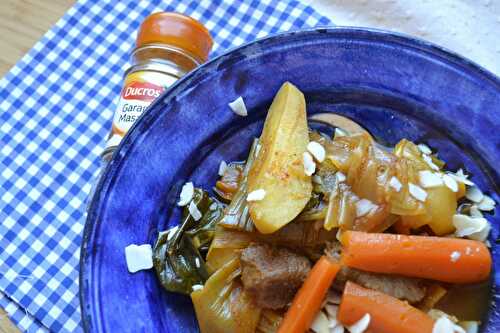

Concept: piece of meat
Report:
left=240, top=243, right=311, bottom=309
left=334, top=266, right=427, bottom=304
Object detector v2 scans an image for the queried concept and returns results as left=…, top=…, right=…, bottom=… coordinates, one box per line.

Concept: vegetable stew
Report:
left=152, top=82, right=495, bottom=333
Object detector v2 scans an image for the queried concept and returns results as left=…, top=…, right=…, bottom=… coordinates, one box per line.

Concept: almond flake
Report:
left=422, top=154, right=440, bottom=171
left=448, top=169, right=474, bottom=186
left=125, top=244, right=153, bottom=273
left=419, top=170, right=443, bottom=188
left=418, top=143, right=432, bottom=155
left=452, top=214, right=489, bottom=240
left=311, top=311, right=330, bottom=333
left=192, top=284, right=204, bottom=292
left=331, top=326, right=345, bottom=333
left=450, top=251, right=461, bottom=263
left=469, top=224, right=491, bottom=242
left=465, top=247, right=472, bottom=255
left=303, top=152, right=316, bottom=176
left=307, top=141, right=326, bottom=163
left=336, top=172, right=346, bottom=183
left=477, top=195, right=495, bottom=211
left=177, top=182, right=194, bottom=206
left=188, top=201, right=203, bottom=221
left=469, top=205, right=483, bottom=218
left=466, top=186, right=484, bottom=203
left=389, top=176, right=402, bottom=192
left=409, top=183, right=427, bottom=202
left=432, top=316, right=466, bottom=333
left=356, top=199, right=377, bottom=217
left=228, top=96, right=248, bottom=116
left=442, top=174, right=458, bottom=192
left=218, top=160, right=228, bottom=176
left=348, top=313, right=370, bottom=333
left=247, top=189, right=266, bottom=202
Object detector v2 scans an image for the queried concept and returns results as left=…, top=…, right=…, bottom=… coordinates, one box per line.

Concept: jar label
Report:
left=113, top=82, right=164, bottom=134
left=104, top=70, right=178, bottom=153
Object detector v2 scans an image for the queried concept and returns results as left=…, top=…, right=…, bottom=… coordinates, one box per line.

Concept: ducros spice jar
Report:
left=102, top=12, right=213, bottom=160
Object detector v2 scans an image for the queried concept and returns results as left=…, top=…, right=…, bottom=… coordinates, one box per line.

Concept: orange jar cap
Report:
left=136, top=12, right=213, bottom=63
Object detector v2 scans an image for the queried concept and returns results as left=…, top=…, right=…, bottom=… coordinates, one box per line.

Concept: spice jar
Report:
left=102, top=12, right=213, bottom=160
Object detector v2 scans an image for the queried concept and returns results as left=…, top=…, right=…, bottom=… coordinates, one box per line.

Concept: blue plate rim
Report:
left=79, top=26, right=500, bottom=332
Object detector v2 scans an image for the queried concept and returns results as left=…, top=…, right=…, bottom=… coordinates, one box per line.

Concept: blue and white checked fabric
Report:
left=0, top=0, right=331, bottom=331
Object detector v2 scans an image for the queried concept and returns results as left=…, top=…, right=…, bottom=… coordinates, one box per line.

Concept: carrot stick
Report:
left=277, top=256, right=340, bottom=333
left=338, top=281, right=435, bottom=333
left=341, top=231, right=491, bottom=284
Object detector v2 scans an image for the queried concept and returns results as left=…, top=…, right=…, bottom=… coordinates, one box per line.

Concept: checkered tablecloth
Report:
left=0, top=0, right=331, bottom=331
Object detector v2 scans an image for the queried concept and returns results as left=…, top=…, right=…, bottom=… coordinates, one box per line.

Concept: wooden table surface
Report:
left=0, top=1, right=74, bottom=331
left=0, top=0, right=74, bottom=76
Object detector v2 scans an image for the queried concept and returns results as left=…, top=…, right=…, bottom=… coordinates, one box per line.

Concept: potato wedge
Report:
left=248, top=82, right=312, bottom=234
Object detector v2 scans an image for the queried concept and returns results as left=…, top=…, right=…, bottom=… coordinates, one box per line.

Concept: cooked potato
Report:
left=401, top=185, right=457, bottom=235
left=425, top=185, right=457, bottom=235
left=248, top=82, right=312, bottom=234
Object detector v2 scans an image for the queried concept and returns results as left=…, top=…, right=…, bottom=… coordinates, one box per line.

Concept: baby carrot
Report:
left=338, top=281, right=435, bottom=333
left=341, top=231, right=491, bottom=284
left=277, top=256, right=340, bottom=333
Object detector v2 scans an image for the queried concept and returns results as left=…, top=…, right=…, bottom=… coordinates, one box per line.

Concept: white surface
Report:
left=307, top=0, right=500, bottom=76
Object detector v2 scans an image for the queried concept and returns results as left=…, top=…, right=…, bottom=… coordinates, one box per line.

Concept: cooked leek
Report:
left=191, top=258, right=261, bottom=333
left=219, top=139, right=260, bottom=232
left=153, top=189, right=224, bottom=294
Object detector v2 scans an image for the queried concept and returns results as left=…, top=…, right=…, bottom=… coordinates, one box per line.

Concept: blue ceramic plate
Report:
left=80, top=28, right=500, bottom=332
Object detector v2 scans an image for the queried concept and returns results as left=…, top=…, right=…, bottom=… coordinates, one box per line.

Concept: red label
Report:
left=122, top=81, right=164, bottom=101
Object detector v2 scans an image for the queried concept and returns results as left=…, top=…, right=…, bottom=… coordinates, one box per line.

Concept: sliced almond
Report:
left=409, top=183, right=428, bottom=202
left=303, top=151, right=316, bottom=176
left=228, top=96, right=248, bottom=116
left=442, top=174, right=458, bottom=192
left=477, top=195, right=495, bottom=211
left=247, top=189, right=266, bottom=202
left=419, top=170, right=443, bottom=188
left=466, top=186, right=484, bottom=203
left=188, top=201, right=202, bottom=221
left=177, top=182, right=194, bottom=206
left=389, top=176, right=402, bottom=192
left=307, top=141, right=326, bottom=163
left=218, top=160, right=228, bottom=176
left=348, top=313, right=370, bottom=333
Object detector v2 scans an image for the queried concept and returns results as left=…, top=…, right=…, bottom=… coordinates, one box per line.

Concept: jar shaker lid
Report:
left=136, top=12, right=213, bottom=63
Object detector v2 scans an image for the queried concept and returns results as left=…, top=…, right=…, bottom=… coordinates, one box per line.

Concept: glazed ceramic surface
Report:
left=81, top=28, right=500, bottom=332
